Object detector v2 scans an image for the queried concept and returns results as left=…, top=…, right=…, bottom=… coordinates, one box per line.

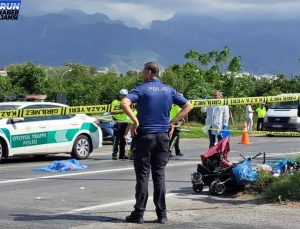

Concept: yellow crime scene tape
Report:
left=189, top=94, right=300, bottom=108
left=0, top=94, right=299, bottom=119
left=175, top=125, right=300, bottom=136
left=206, top=128, right=300, bottom=137
left=247, top=130, right=300, bottom=136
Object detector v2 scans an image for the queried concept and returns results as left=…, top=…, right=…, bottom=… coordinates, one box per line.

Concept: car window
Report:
left=271, top=101, right=299, bottom=109
left=41, top=105, right=74, bottom=120
left=0, top=105, right=20, bottom=110
left=0, top=105, right=21, bottom=121
left=22, top=105, right=45, bottom=122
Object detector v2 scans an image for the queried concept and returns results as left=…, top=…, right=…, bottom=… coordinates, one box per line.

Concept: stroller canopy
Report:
left=201, top=137, right=231, bottom=169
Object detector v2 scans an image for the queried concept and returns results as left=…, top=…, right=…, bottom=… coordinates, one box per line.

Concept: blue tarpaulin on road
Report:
left=268, top=159, right=297, bottom=174
left=33, top=159, right=88, bottom=172
left=232, top=158, right=258, bottom=185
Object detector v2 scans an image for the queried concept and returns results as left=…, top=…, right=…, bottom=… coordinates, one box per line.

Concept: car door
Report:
left=9, top=104, right=48, bottom=156
left=41, top=104, right=79, bottom=153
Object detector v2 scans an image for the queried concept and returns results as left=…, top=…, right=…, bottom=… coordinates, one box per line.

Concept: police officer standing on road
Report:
left=256, top=103, right=267, bottom=131
left=121, top=62, right=193, bottom=224
left=111, top=89, right=129, bottom=160
left=169, top=99, right=184, bottom=157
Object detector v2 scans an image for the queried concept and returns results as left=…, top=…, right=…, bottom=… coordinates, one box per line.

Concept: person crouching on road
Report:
left=201, top=90, right=229, bottom=148
left=121, top=62, right=193, bottom=224
left=111, top=89, right=129, bottom=160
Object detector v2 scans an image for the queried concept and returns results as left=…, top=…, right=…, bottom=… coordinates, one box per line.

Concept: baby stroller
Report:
left=191, top=137, right=265, bottom=195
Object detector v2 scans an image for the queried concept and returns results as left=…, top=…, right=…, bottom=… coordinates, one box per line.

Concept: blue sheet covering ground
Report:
left=268, top=159, right=297, bottom=174
left=33, top=159, right=88, bottom=172
left=232, top=158, right=258, bottom=185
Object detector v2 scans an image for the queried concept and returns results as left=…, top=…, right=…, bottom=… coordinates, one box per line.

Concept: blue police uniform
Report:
left=126, top=79, right=187, bottom=219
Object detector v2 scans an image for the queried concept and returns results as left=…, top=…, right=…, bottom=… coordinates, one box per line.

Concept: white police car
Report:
left=0, top=102, right=102, bottom=162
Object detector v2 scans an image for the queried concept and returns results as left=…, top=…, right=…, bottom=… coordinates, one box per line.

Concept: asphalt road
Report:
left=0, top=136, right=299, bottom=229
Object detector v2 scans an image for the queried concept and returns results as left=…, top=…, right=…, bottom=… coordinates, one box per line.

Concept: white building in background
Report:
left=225, top=71, right=277, bottom=80
left=0, top=68, right=7, bottom=76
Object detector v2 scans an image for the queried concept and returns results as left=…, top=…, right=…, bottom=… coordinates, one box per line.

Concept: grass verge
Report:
left=180, top=123, right=206, bottom=139
left=180, top=122, right=240, bottom=139
left=246, top=156, right=300, bottom=203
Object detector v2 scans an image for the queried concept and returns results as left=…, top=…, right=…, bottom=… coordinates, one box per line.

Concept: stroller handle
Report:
left=238, top=152, right=266, bottom=164
left=252, top=152, right=266, bottom=164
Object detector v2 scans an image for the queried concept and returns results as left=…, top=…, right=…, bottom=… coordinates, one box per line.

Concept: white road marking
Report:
left=262, top=152, right=300, bottom=157
left=0, top=152, right=299, bottom=185
left=180, top=152, right=300, bottom=161
left=0, top=161, right=196, bottom=185
left=230, top=151, right=300, bottom=157
left=61, top=193, right=176, bottom=214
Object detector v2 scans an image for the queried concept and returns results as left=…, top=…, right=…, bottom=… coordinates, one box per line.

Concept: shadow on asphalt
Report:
left=12, top=213, right=120, bottom=223
left=170, top=187, right=257, bottom=205
left=1, top=155, right=111, bottom=165
left=1, top=155, right=71, bottom=164
left=11, top=213, right=160, bottom=225
left=42, top=177, right=190, bottom=184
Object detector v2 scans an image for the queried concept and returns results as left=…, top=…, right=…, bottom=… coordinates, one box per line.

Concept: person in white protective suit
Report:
left=201, top=90, right=230, bottom=148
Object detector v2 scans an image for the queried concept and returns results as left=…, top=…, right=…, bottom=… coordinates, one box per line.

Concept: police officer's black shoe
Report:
left=112, top=155, right=118, bottom=160
left=176, top=152, right=184, bottom=156
left=157, top=216, right=168, bottom=224
left=119, top=155, right=129, bottom=159
left=125, top=214, right=144, bottom=224
left=169, top=153, right=174, bottom=157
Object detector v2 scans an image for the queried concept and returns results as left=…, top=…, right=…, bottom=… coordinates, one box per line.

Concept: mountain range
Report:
left=0, top=9, right=300, bottom=75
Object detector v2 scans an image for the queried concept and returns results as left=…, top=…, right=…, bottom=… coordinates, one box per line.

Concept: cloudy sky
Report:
left=21, top=0, right=300, bottom=27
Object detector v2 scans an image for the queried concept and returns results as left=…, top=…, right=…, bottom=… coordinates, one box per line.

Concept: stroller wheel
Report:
left=193, top=184, right=204, bottom=193
left=209, top=181, right=217, bottom=195
left=209, top=181, right=226, bottom=195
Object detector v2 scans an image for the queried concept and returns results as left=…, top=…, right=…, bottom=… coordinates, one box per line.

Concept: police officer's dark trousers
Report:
left=132, top=132, right=169, bottom=218
left=256, top=118, right=264, bottom=131
left=169, top=127, right=181, bottom=154
left=112, top=122, right=128, bottom=158
left=208, top=129, right=222, bottom=148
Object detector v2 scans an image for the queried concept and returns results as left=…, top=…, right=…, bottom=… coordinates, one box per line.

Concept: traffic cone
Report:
left=240, top=121, right=250, bottom=144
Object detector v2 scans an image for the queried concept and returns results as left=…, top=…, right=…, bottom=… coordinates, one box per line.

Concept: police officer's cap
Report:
left=119, top=89, right=128, bottom=96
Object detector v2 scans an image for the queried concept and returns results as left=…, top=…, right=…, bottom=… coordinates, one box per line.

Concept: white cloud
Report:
left=22, top=0, right=300, bottom=27
left=101, top=2, right=173, bottom=26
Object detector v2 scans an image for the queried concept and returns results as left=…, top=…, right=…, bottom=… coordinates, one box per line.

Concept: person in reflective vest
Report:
left=169, top=98, right=184, bottom=157
left=111, top=89, right=129, bottom=160
left=256, top=103, right=267, bottom=131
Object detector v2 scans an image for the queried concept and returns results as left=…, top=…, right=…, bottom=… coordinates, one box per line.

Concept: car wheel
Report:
left=71, top=135, right=91, bottom=160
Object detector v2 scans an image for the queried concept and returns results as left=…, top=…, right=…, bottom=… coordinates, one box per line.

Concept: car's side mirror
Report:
left=298, top=105, right=300, bottom=117
left=11, top=117, right=25, bottom=123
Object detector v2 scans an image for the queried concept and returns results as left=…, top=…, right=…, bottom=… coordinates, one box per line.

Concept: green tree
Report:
left=198, top=53, right=211, bottom=69
left=184, top=50, right=200, bottom=64
left=7, top=62, right=48, bottom=94
left=216, top=46, right=230, bottom=72
left=228, top=56, right=242, bottom=73
left=0, top=76, right=21, bottom=101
